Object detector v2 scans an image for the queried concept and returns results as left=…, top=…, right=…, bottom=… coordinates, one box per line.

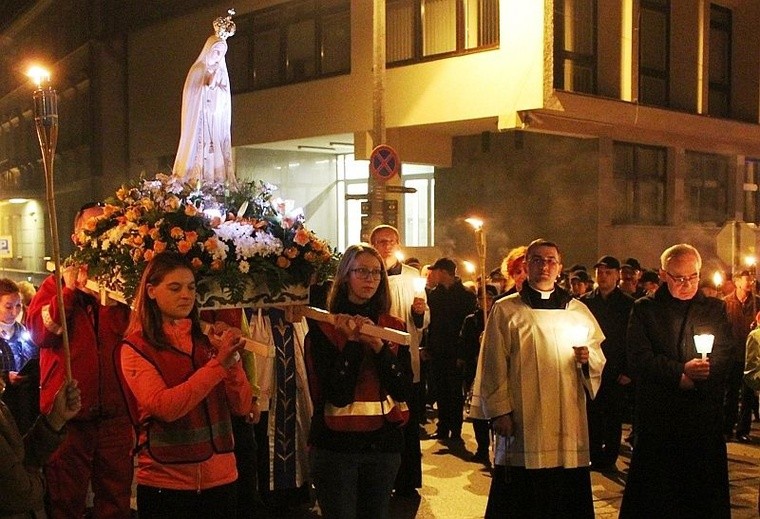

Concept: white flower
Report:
left=239, top=261, right=250, bottom=273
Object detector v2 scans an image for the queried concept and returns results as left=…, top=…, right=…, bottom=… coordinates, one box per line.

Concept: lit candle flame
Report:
left=566, top=325, right=589, bottom=346
left=394, top=250, right=405, bottom=263
left=465, top=217, right=484, bottom=230
left=26, top=66, right=50, bottom=89
left=712, top=271, right=723, bottom=288
left=462, top=260, right=476, bottom=274
left=694, top=334, right=714, bottom=359
left=413, top=277, right=427, bottom=294
left=745, top=255, right=757, bottom=267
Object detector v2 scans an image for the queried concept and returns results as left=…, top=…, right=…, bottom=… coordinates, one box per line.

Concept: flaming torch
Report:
left=28, top=66, right=71, bottom=381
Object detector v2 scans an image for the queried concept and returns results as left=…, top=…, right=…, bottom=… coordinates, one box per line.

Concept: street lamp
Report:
left=28, top=66, right=71, bottom=381
left=466, top=217, right=487, bottom=324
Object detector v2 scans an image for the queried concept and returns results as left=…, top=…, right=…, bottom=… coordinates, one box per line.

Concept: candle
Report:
left=694, top=334, right=714, bottom=360
left=394, top=250, right=405, bottom=263
left=712, top=271, right=723, bottom=288
left=567, top=324, right=589, bottom=346
left=413, top=276, right=427, bottom=295
left=567, top=324, right=589, bottom=368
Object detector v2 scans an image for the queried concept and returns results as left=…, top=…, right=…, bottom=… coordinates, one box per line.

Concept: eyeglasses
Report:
left=528, top=256, right=560, bottom=268
left=665, top=271, right=700, bottom=285
left=351, top=268, right=383, bottom=281
left=373, top=238, right=398, bottom=246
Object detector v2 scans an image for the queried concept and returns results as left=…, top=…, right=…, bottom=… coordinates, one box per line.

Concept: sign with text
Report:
left=0, top=236, right=12, bottom=258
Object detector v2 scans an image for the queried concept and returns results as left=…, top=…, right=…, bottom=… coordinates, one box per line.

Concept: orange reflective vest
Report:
left=117, top=333, right=234, bottom=464
left=308, top=315, right=410, bottom=432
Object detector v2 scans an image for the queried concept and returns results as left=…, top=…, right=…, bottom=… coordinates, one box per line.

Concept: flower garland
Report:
left=70, top=173, right=338, bottom=304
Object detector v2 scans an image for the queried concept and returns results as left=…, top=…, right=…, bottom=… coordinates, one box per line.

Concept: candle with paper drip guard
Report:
left=413, top=276, right=427, bottom=296
left=694, top=334, right=715, bottom=360
left=566, top=324, right=589, bottom=368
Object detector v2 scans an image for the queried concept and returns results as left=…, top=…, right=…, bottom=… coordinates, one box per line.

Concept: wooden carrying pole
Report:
left=84, top=279, right=411, bottom=348
left=302, top=306, right=411, bottom=345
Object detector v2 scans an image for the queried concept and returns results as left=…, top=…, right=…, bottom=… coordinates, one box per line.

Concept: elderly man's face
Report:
left=660, top=253, right=700, bottom=301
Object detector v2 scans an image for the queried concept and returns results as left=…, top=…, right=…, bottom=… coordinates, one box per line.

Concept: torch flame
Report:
left=26, top=66, right=50, bottom=89
left=465, top=217, right=484, bottom=230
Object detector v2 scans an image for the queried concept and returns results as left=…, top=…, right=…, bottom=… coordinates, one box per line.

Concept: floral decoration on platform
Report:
left=70, top=174, right=338, bottom=305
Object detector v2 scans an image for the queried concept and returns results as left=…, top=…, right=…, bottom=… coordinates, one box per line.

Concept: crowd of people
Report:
left=0, top=202, right=757, bottom=518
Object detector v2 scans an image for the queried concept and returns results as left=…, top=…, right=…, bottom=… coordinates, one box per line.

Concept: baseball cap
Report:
left=429, top=257, right=457, bottom=275
left=570, top=270, right=591, bottom=282
left=621, top=257, right=642, bottom=271
left=594, top=255, right=621, bottom=269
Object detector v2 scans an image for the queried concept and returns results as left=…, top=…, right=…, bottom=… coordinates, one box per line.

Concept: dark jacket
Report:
left=0, top=401, right=65, bottom=517
left=306, top=300, right=412, bottom=453
left=427, top=279, right=477, bottom=360
left=626, top=285, right=732, bottom=439
left=581, top=287, right=634, bottom=387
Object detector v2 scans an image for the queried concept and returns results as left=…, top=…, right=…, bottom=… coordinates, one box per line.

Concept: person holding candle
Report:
left=475, top=238, right=606, bottom=518
left=370, top=225, right=428, bottom=497
left=620, top=243, right=732, bottom=518
left=305, top=243, right=412, bottom=518
left=0, top=278, right=39, bottom=435
left=117, top=252, right=252, bottom=518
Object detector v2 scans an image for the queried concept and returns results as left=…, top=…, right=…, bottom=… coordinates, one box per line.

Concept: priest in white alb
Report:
left=476, top=238, right=605, bottom=518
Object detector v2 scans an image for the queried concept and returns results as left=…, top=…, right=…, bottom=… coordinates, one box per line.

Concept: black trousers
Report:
left=432, top=359, right=464, bottom=436
left=136, top=482, right=237, bottom=519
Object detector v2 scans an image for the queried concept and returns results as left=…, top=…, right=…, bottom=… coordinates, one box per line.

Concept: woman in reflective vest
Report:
left=117, top=252, right=252, bottom=519
left=306, top=243, right=412, bottom=519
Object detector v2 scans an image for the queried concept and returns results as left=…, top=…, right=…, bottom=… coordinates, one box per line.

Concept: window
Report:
left=638, top=0, right=670, bottom=107
left=685, top=151, right=728, bottom=225
left=612, top=142, right=667, bottom=225
left=553, top=0, right=597, bottom=94
left=227, top=0, right=351, bottom=92
left=386, top=0, right=499, bottom=64
left=709, top=5, right=731, bottom=118
left=336, top=155, right=435, bottom=250
left=744, top=160, right=760, bottom=225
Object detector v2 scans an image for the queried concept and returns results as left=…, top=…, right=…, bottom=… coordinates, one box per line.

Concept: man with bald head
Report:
left=621, top=244, right=732, bottom=518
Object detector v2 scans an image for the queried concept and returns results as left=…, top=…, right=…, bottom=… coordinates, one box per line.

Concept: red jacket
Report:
left=118, top=332, right=234, bottom=464
left=27, top=276, right=130, bottom=417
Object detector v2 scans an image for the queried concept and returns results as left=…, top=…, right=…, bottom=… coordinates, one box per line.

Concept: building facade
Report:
left=2, top=0, right=760, bottom=281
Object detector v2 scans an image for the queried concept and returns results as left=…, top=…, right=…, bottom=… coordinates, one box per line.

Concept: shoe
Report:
left=590, top=463, right=617, bottom=474
left=471, top=451, right=490, bottom=464
left=430, top=430, right=450, bottom=440
left=393, top=488, right=419, bottom=499
left=737, top=434, right=752, bottom=444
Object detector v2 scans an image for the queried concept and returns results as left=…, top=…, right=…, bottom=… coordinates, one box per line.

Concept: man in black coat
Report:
left=426, top=257, right=477, bottom=441
left=580, top=256, right=633, bottom=472
left=620, top=244, right=732, bottom=518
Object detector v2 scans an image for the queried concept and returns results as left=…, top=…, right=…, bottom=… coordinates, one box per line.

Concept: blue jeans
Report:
left=310, top=448, right=401, bottom=519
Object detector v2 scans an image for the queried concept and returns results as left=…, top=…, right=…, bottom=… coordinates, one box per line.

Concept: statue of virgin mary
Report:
left=173, top=11, right=236, bottom=185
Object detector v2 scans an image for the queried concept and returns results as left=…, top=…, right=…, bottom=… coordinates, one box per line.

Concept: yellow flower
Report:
left=141, top=199, right=155, bottom=211
left=103, top=204, right=118, bottom=218
left=170, top=227, right=184, bottom=240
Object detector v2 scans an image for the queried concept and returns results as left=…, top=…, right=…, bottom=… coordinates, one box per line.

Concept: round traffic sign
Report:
left=370, top=145, right=400, bottom=182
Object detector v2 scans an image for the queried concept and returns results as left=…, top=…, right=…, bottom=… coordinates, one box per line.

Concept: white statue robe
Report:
left=387, top=263, right=429, bottom=382
left=476, top=293, right=605, bottom=469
